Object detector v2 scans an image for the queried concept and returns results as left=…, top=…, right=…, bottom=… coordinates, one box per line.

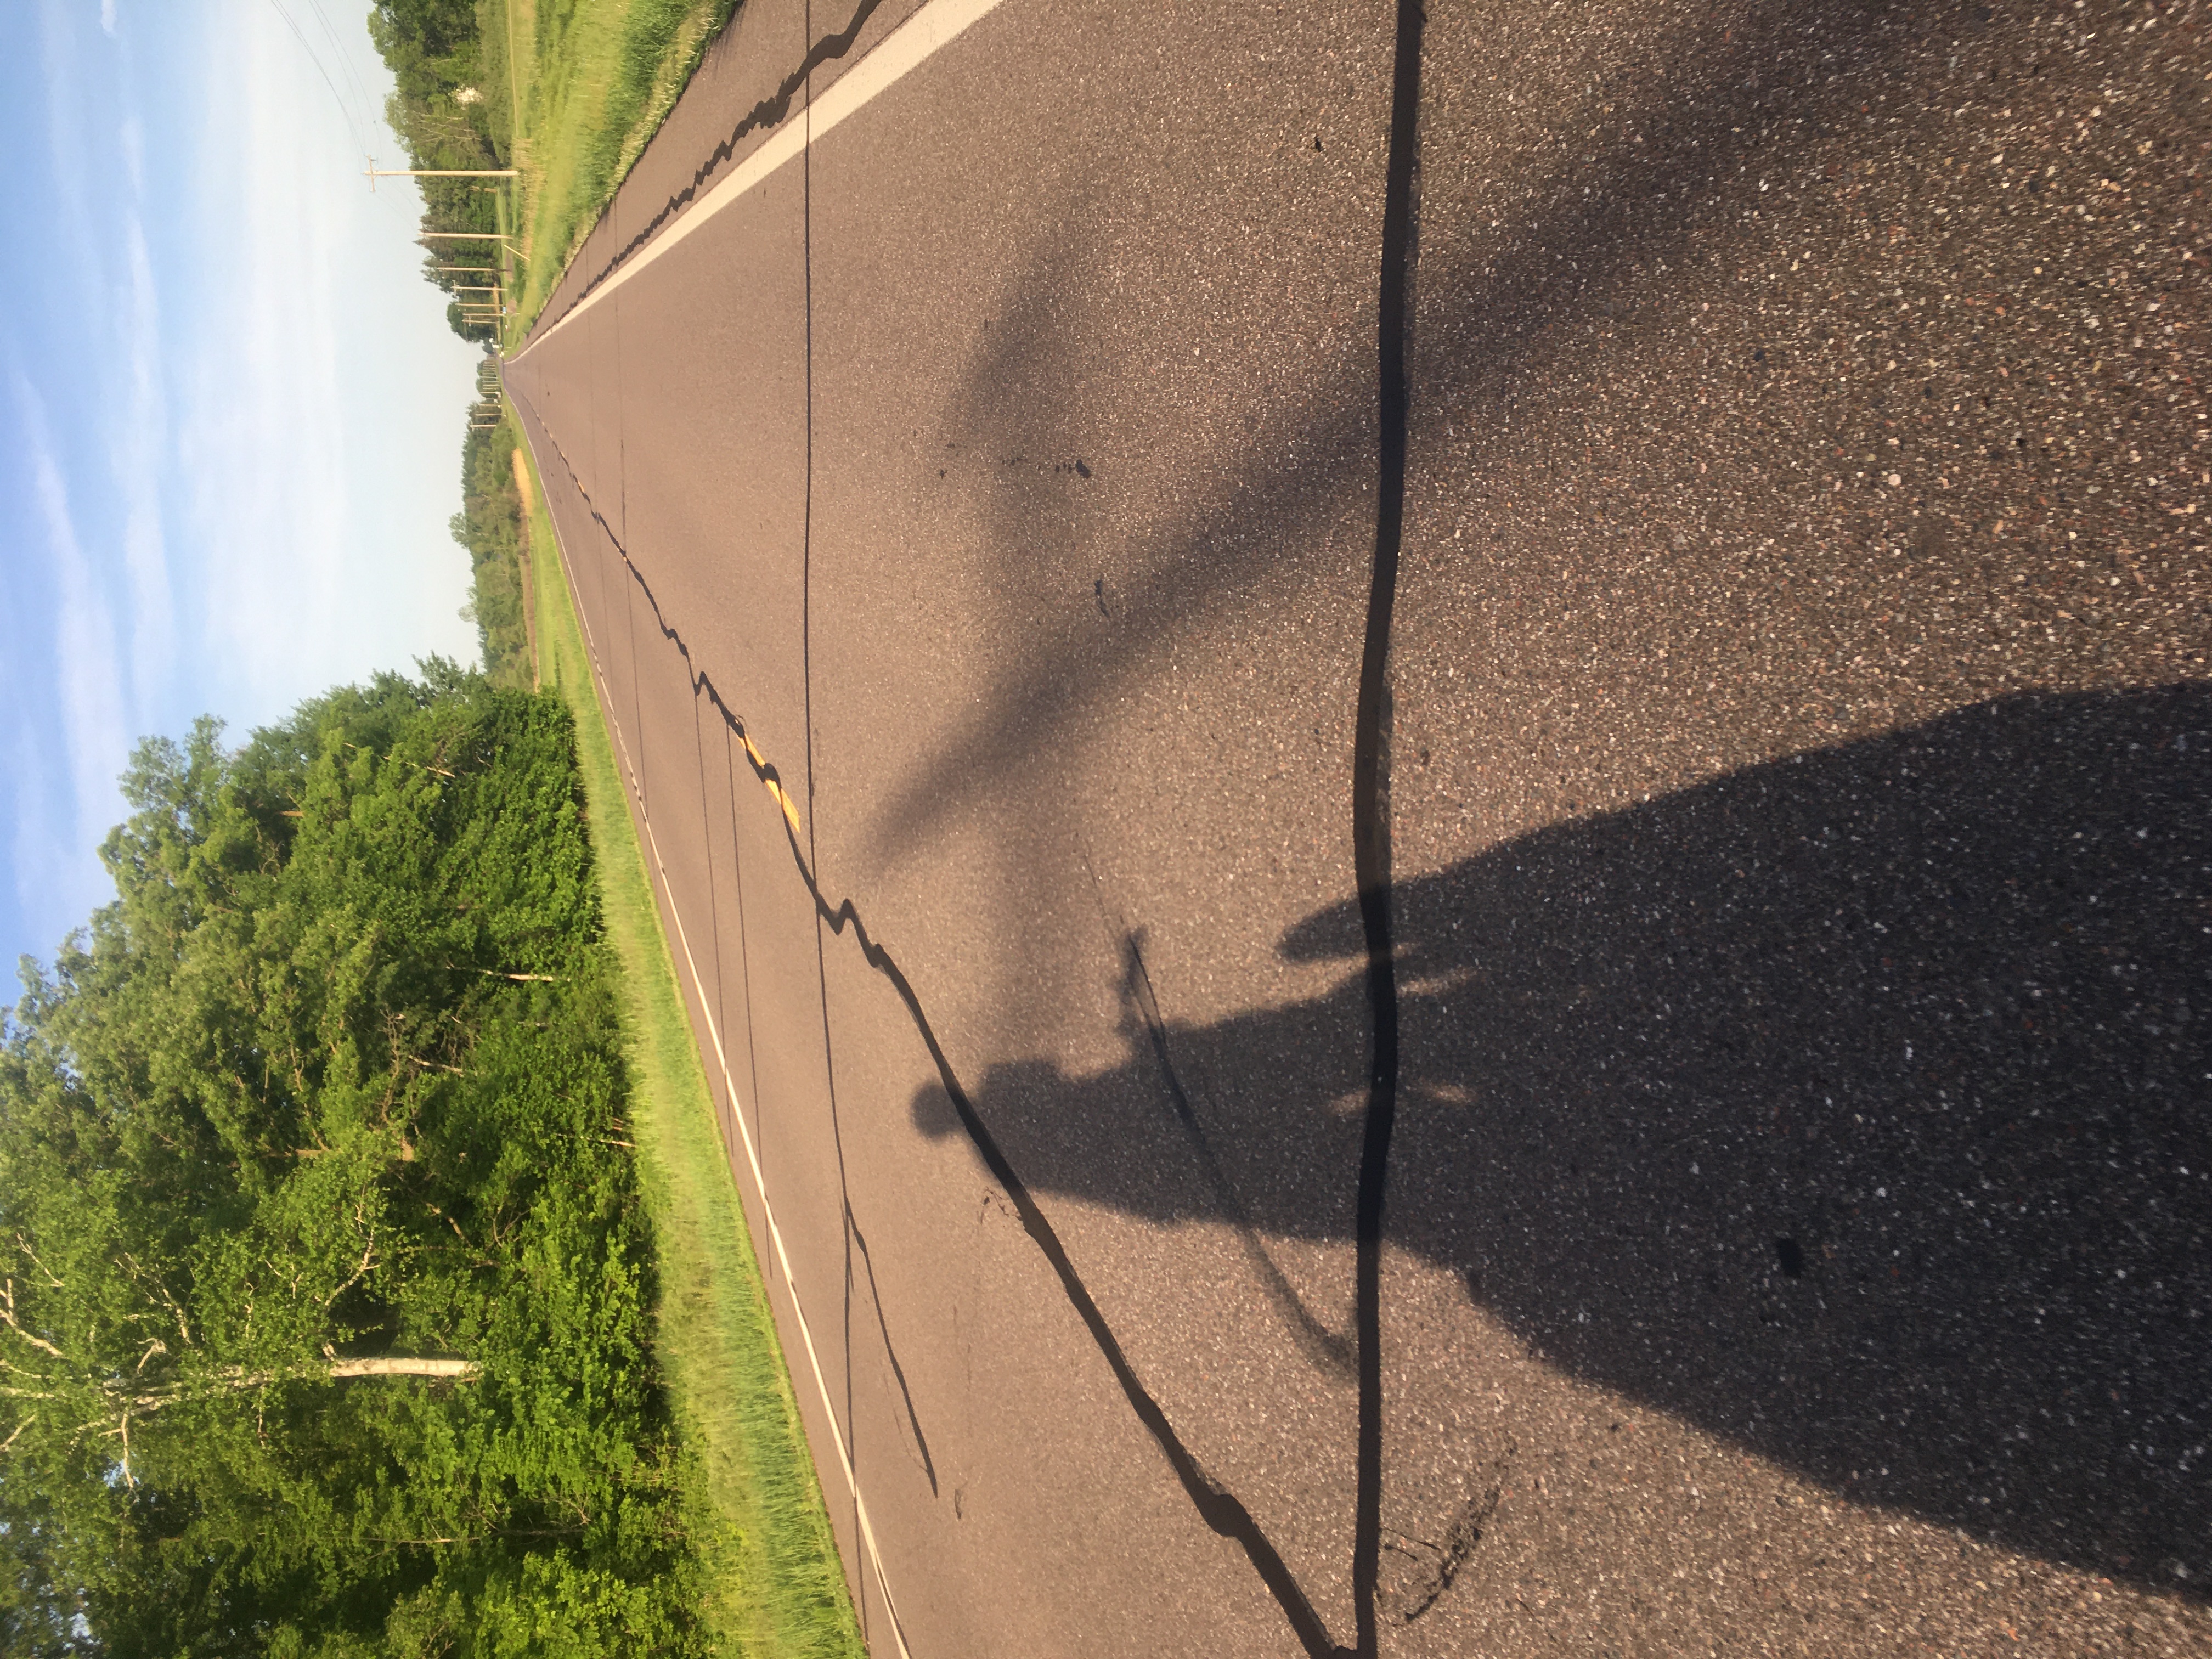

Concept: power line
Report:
left=301, top=0, right=377, bottom=126
left=264, top=0, right=364, bottom=156
left=265, top=0, right=417, bottom=223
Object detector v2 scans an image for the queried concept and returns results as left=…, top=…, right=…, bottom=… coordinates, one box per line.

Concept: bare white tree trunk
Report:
left=325, top=1357, right=477, bottom=1380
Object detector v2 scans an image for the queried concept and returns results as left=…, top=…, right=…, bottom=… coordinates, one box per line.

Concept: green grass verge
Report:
left=482, top=0, right=739, bottom=335
left=514, top=415, right=868, bottom=1659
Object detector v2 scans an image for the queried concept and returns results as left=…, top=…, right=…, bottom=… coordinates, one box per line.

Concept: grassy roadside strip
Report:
left=512, top=415, right=869, bottom=1659
left=483, top=0, right=740, bottom=336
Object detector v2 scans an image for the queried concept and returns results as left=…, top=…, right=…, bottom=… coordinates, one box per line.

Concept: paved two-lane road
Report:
left=506, top=2, right=2212, bottom=1653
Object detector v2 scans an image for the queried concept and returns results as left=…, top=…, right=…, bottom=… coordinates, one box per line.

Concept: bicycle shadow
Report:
left=915, top=683, right=2212, bottom=1593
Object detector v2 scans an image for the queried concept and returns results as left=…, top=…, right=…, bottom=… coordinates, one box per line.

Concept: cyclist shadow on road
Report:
left=913, top=682, right=2211, bottom=1596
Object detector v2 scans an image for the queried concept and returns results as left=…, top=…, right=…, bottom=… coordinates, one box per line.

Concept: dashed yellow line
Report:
left=741, top=731, right=805, bottom=839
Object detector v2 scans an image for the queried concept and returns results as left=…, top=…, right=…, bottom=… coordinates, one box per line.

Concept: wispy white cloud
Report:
left=177, top=12, right=349, bottom=712
left=11, top=373, right=130, bottom=943
left=175, top=0, right=479, bottom=722
left=39, top=0, right=92, bottom=289
left=3, top=0, right=486, bottom=977
left=35, top=13, right=174, bottom=736
left=114, top=212, right=176, bottom=714
left=7, top=704, right=69, bottom=980
left=118, top=111, right=143, bottom=196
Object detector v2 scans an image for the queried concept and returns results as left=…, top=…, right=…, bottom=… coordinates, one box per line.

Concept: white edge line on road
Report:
left=519, top=0, right=1008, bottom=356
left=521, top=414, right=914, bottom=1659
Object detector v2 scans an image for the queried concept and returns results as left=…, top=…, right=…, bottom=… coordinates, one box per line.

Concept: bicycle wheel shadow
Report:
left=913, top=682, right=2211, bottom=1593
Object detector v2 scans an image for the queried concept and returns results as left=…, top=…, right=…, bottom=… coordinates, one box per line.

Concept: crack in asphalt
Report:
left=530, top=0, right=891, bottom=341
left=510, top=404, right=1348, bottom=1658
left=1351, top=2, right=1425, bottom=1655
left=1379, top=1456, right=1508, bottom=1626
left=847, top=1206, right=939, bottom=1495
left=1120, top=933, right=1357, bottom=1381
left=505, top=6, right=1430, bottom=1646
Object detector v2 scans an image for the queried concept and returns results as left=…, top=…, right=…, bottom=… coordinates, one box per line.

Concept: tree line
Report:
left=1, top=670, right=711, bottom=1655
left=453, top=421, right=533, bottom=692
left=369, top=1, right=509, bottom=345
left=364, top=2, right=535, bottom=683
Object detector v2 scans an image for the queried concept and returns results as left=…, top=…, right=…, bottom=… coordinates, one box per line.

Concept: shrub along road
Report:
left=505, top=1, right=2211, bottom=1654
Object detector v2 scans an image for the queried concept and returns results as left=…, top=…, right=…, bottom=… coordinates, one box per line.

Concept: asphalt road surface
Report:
left=504, top=2, right=2212, bottom=1653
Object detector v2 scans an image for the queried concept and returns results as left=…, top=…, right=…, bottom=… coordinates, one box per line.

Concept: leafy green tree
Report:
left=452, top=424, right=531, bottom=687
left=367, top=0, right=503, bottom=340
left=445, top=301, right=499, bottom=347
left=0, top=674, right=701, bottom=1656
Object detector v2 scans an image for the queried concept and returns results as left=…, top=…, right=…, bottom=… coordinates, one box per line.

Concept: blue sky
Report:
left=2, top=0, right=488, bottom=986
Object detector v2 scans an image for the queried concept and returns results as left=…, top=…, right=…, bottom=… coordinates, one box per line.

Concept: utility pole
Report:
left=432, top=266, right=502, bottom=274
left=365, top=156, right=518, bottom=187
left=417, top=230, right=525, bottom=260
